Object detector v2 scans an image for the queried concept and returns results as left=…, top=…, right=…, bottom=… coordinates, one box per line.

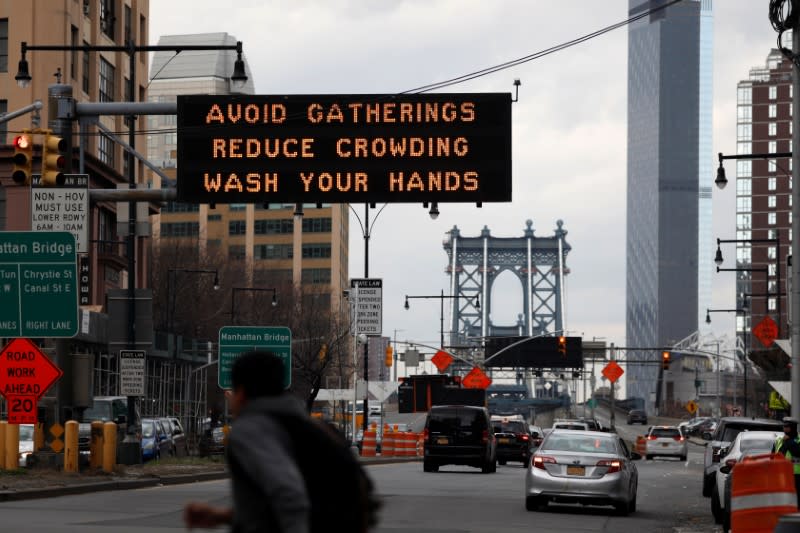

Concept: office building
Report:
left=626, top=0, right=713, bottom=409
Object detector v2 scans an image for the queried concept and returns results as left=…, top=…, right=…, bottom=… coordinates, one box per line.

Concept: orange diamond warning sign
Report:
left=431, top=350, right=454, bottom=373
left=462, top=366, right=492, bottom=389
left=753, top=316, right=778, bottom=347
left=602, top=361, right=624, bottom=384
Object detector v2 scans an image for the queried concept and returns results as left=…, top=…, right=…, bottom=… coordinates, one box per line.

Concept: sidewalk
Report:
left=0, top=455, right=419, bottom=502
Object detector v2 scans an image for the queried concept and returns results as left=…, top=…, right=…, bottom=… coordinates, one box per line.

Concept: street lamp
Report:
left=167, top=268, right=220, bottom=358
left=714, top=151, right=792, bottom=190
left=705, top=308, right=748, bottom=325
left=404, top=290, right=480, bottom=348
left=230, top=287, right=278, bottom=324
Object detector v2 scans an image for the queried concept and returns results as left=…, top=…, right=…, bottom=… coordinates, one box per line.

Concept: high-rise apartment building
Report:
left=734, top=48, right=792, bottom=349
left=626, top=0, right=713, bottom=409
left=148, top=34, right=349, bottom=308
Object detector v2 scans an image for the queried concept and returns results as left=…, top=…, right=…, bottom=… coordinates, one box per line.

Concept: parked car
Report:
left=712, top=430, right=781, bottom=529
left=697, top=418, right=720, bottom=438
left=491, top=417, right=532, bottom=466
left=627, top=410, right=648, bottom=425
left=645, top=426, right=687, bottom=461
left=702, top=417, right=784, bottom=497
left=198, top=426, right=227, bottom=456
left=526, top=429, right=641, bottom=515
left=79, top=396, right=142, bottom=459
left=162, top=417, right=189, bottom=457
left=142, top=418, right=173, bottom=461
left=17, top=424, right=34, bottom=467
left=679, top=416, right=711, bottom=436
left=423, top=405, right=497, bottom=473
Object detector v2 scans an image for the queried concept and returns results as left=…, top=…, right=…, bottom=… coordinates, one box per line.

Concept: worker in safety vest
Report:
left=775, top=417, right=800, bottom=506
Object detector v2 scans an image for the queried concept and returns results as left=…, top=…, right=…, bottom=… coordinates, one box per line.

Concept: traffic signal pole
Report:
left=791, top=27, right=800, bottom=419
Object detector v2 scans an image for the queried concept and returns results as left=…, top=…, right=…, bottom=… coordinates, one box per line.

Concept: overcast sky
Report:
left=150, top=1, right=777, bottom=355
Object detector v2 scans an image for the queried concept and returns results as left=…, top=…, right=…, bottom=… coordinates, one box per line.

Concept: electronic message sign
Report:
left=177, top=93, right=511, bottom=204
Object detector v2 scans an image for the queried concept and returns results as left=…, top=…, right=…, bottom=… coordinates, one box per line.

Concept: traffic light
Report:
left=41, top=133, right=67, bottom=186
left=558, top=336, right=567, bottom=357
left=662, top=351, right=671, bottom=370
left=385, top=345, right=394, bottom=367
left=11, top=133, right=33, bottom=185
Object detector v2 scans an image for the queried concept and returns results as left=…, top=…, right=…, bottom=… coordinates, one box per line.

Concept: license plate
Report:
left=662, top=443, right=670, bottom=447
left=436, top=437, right=449, bottom=445
left=498, top=438, right=510, bottom=444
left=567, top=465, right=585, bottom=476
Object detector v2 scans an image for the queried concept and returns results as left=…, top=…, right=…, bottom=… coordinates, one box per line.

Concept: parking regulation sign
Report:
left=350, top=278, right=382, bottom=335
left=119, top=350, right=146, bottom=396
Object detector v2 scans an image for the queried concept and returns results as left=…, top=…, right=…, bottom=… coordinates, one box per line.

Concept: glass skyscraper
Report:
left=626, top=0, right=713, bottom=411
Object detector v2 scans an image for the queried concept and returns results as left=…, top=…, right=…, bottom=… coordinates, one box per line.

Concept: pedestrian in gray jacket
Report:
left=184, top=351, right=310, bottom=533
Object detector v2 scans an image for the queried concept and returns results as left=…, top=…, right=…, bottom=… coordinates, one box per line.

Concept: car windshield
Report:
left=543, top=434, right=617, bottom=454
left=142, top=421, right=155, bottom=438
left=553, top=424, right=586, bottom=430
left=18, top=425, right=34, bottom=440
left=741, top=438, right=776, bottom=452
left=83, top=402, right=112, bottom=422
left=493, top=422, right=527, bottom=433
left=651, top=428, right=680, bottom=438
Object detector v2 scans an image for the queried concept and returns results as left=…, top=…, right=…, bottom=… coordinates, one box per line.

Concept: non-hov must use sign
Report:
left=176, top=93, right=512, bottom=204
left=31, top=174, right=89, bottom=254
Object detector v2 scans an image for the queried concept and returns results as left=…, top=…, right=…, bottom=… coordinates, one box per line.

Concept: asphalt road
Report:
left=0, top=447, right=718, bottom=533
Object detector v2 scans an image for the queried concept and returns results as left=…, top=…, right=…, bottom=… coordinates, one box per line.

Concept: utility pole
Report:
left=609, top=343, right=616, bottom=432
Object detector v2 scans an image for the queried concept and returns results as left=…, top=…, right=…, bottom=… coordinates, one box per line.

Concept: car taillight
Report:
left=519, top=433, right=530, bottom=441
left=597, top=459, right=621, bottom=474
left=725, top=458, right=736, bottom=469
left=532, top=455, right=556, bottom=469
left=423, top=428, right=429, bottom=443
left=674, top=436, right=684, bottom=441
left=482, top=430, right=489, bottom=444
left=648, top=435, right=657, bottom=440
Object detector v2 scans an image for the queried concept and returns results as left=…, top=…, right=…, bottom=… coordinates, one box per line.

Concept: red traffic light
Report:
left=13, top=134, right=31, bottom=150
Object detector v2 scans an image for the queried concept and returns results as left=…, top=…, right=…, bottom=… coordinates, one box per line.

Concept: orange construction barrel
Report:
left=382, top=430, right=395, bottom=457
left=731, top=453, right=798, bottom=533
left=361, top=429, right=377, bottom=457
left=636, top=435, right=647, bottom=456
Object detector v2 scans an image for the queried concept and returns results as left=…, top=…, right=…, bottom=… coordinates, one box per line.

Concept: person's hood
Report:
left=240, top=394, right=307, bottom=420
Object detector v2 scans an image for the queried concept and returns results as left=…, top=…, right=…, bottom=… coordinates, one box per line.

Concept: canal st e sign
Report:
left=176, top=93, right=512, bottom=204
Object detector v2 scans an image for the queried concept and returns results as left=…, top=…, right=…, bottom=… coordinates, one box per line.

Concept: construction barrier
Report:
left=731, top=453, right=797, bottom=533
left=416, top=432, right=424, bottom=457
left=361, top=429, right=377, bottom=457
left=382, top=430, right=395, bottom=457
left=393, top=432, right=410, bottom=457
left=636, top=435, right=647, bottom=456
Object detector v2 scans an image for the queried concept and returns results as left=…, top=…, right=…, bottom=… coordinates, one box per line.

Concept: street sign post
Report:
left=119, top=350, right=146, bottom=396
left=0, top=338, right=64, bottom=424
left=350, top=278, right=382, bottom=335
left=31, top=174, right=89, bottom=254
left=0, top=231, right=78, bottom=338
left=218, top=326, right=292, bottom=389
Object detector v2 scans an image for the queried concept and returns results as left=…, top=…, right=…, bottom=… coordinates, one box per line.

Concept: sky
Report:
left=150, top=0, right=779, bottom=361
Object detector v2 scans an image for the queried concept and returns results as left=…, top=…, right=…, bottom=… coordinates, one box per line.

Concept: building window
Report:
left=98, top=133, right=115, bottom=166
left=228, top=220, right=247, bottom=235
left=737, top=178, right=752, bottom=195
left=302, top=268, right=331, bottom=285
left=82, top=44, right=90, bottom=93
left=769, top=141, right=777, bottom=153
left=229, top=204, right=246, bottom=211
left=769, top=85, right=778, bottom=99
left=99, top=57, right=115, bottom=102
left=769, top=195, right=777, bottom=208
left=737, top=214, right=752, bottom=230
left=161, top=222, right=199, bottom=237
left=768, top=246, right=777, bottom=259
left=737, top=197, right=751, bottom=212
left=124, top=5, right=132, bottom=43
left=769, top=298, right=777, bottom=311
left=0, top=19, right=7, bottom=73
left=254, top=219, right=294, bottom=235
left=302, top=217, right=332, bottom=233
left=769, top=177, right=777, bottom=191
left=162, top=202, right=199, bottom=213
left=769, top=159, right=777, bottom=173
left=0, top=100, right=6, bottom=144
left=737, top=124, right=752, bottom=141
left=737, top=160, right=752, bottom=177
left=737, top=246, right=752, bottom=264
left=768, top=229, right=777, bottom=239
left=738, top=105, right=752, bottom=121
left=302, top=243, right=332, bottom=259
left=229, top=245, right=246, bottom=260
left=100, top=0, right=115, bottom=40
left=255, top=244, right=293, bottom=260
left=769, top=104, right=777, bottom=118
left=768, top=212, right=777, bottom=225
left=208, top=214, right=222, bottom=221
left=738, top=86, right=752, bottom=104
left=770, top=264, right=778, bottom=276
left=769, top=122, right=777, bottom=136
left=139, top=15, right=146, bottom=63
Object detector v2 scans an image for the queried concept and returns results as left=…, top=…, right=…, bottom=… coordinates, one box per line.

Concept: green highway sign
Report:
left=218, top=326, right=292, bottom=390
left=0, top=231, right=78, bottom=338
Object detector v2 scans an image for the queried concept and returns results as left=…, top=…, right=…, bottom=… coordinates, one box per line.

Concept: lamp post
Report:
left=230, top=287, right=278, bottom=325
left=167, top=268, right=220, bottom=358
left=404, top=290, right=481, bottom=348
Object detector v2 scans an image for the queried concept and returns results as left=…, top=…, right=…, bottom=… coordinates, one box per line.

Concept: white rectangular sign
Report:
left=351, top=278, right=382, bottom=335
left=31, top=174, right=89, bottom=253
left=119, top=350, right=146, bottom=396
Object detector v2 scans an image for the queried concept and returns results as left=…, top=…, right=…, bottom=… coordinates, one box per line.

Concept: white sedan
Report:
left=712, top=430, right=782, bottom=530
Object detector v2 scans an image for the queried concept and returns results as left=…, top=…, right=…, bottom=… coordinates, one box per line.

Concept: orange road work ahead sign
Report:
left=431, top=350, right=454, bottom=373
left=0, top=338, right=63, bottom=399
left=602, top=361, right=624, bottom=384
left=462, top=366, right=492, bottom=389
left=752, top=316, right=778, bottom=347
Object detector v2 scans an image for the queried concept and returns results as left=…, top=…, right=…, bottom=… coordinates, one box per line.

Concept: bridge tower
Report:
left=443, top=219, right=571, bottom=347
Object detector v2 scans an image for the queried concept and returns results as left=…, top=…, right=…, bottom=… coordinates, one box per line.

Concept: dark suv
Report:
left=702, top=417, right=783, bottom=497
left=423, top=405, right=497, bottom=473
left=492, top=419, right=532, bottom=466
left=627, top=410, right=648, bottom=425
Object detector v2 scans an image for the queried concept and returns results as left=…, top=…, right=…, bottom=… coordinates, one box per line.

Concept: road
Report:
left=0, top=447, right=718, bottom=532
